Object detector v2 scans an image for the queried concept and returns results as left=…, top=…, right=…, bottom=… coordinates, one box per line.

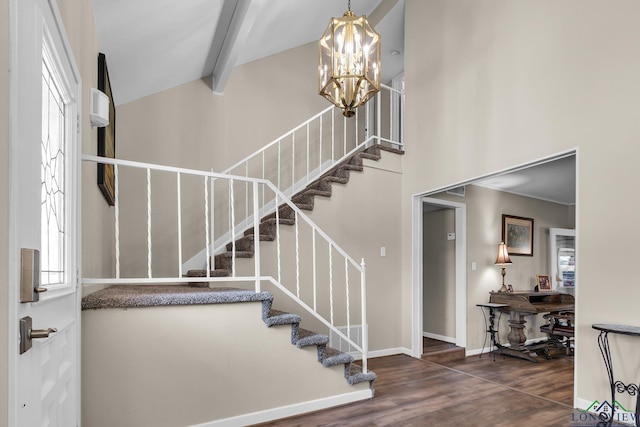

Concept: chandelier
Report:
left=318, top=1, right=381, bottom=118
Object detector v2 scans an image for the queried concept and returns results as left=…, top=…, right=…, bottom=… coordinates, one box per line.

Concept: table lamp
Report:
left=495, top=242, right=512, bottom=292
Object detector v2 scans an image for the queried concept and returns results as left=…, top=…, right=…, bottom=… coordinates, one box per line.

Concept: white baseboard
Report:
left=575, top=397, right=592, bottom=411
left=466, top=346, right=497, bottom=357
left=368, top=347, right=412, bottom=358
left=422, top=332, right=456, bottom=344
left=194, top=348, right=415, bottom=426
left=191, top=389, right=373, bottom=427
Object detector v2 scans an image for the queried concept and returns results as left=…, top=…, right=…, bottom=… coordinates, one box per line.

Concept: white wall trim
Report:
left=413, top=197, right=467, bottom=358
left=465, top=346, right=497, bottom=357
left=574, top=397, right=592, bottom=411
left=368, top=347, right=413, bottom=358
left=411, top=196, right=423, bottom=358
left=423, top=332, right=456, bottom=344
left=191, top=389, right=373, bottom=427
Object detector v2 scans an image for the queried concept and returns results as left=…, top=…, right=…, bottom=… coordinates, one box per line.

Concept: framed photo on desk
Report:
left=536, top=274, right=551, bottom=291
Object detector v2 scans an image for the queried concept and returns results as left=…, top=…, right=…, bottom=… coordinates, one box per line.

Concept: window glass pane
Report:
left=41, top=56, right=66, bottom=286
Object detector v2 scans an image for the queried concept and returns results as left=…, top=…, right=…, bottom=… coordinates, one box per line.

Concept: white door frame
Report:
left=412, top=196, right=467, bottom=357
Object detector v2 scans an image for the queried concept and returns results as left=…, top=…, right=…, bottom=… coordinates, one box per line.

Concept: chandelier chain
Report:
left=348, top=0, right=351, bottom=12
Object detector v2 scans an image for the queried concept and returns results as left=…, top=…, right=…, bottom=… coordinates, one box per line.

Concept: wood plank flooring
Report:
left=422, top=337, right=466, bottom=363
left=253, top=353, right=577, bottom=426
left=423, top=337, right=459, bottom=353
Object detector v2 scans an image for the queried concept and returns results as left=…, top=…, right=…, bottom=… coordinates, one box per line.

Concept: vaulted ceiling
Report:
left=92, top=0, right=406, bottom=106
left=91, top=0, right=574, bottom=204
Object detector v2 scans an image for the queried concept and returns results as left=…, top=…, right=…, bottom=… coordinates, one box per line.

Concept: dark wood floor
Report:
left=253, top=352, right=576, bottom=426
left=423, top=337, right=459, bottom=353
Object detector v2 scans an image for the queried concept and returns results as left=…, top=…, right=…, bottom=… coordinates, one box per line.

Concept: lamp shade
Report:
left=495, top=242, right=512, bottom=265
left=318, top=9, right=381, bottom=117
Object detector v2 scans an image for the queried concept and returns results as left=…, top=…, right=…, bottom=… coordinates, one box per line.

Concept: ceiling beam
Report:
left=208, top=0, right=263, bottom=95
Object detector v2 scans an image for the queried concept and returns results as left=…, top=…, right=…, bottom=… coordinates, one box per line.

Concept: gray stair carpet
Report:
left=188, top=145, right=403, bottom=279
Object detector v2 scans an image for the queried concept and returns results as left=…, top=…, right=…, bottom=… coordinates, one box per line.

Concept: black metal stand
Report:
left=477, top=303, right=508, bottom=361
left=592, top=324, right=640, bottom=427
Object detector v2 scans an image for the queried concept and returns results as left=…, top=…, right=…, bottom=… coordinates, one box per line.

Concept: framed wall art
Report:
left=502, top=214, right=534, bottom=256
left=97, top=52, right=116, bottom=206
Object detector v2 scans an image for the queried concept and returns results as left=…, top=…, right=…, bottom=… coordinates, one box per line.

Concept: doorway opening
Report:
left=421, top=199, right=467, bottom=362
left=412, top=150, right=577, bottom=370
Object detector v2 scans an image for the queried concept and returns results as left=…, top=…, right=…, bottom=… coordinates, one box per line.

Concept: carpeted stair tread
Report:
left=186, top=269, right=230, bottom=278
left=377, top=145, right=404, bottom=155
left=215, top=251, right=254, bottom=259
left=264, top=309, right=301, bottom=327
left=320, top=346, right=354, bottom=367
left=260, top=217, right=296, bottom=227
left=340, top=163, right=364, bottom=172
left=81, top=285, right=273, bottom=310
left=358, top=152, right=381, bottom=161
left=345, top=363, right=378, bottom=385
left=296, top=188, right=332, bottom=198
left=294, top=203, right=314, bottom=211
left=226, top=234, right=273, bottom=252
left=294, top=327, right=329, bottom=348
left=323, top=175, right=349, bottom=185
left=308, top=179, right=333, bottom=193
left=214, top=251, right=253, bottom=271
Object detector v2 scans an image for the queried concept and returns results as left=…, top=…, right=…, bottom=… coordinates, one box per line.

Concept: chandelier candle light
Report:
left=495, top=242, right=512, bottom=293
left=318, top=0, right=381, bottom=117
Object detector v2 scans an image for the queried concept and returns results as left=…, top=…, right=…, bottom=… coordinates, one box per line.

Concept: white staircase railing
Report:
left=183, top=84, right=404, bottom=274
left=222, top=84, right=404, bottom=198
left=82, top=154, right=370, bottom=372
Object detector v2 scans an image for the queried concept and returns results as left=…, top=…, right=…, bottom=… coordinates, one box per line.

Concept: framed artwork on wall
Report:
left=97, top=52, right=116, bottom=206
left=502, top=214, right=534, bottom=256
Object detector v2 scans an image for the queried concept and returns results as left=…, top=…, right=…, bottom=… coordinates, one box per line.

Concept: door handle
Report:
left=30, top=327, right=57, bottom=339
left=19, top=316, right=57, bottom=354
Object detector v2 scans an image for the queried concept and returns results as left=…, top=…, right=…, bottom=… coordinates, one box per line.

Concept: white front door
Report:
left=9, top=0, right=81, bottom=425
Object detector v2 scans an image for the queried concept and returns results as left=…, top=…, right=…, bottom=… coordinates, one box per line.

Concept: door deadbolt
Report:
left=19, top=316, right=57, bottom=354
left=20, top=248, right=47, bottom=303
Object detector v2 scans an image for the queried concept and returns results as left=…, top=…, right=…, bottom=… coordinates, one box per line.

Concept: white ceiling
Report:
left=474, top=155, right=576, bottom=205
left=91, top=0, right=573, bottom=205
left=92, top=0, right=405, bottom=106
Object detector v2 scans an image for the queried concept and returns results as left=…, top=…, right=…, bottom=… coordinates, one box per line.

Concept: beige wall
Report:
left=83, top=303, right=370, bottom=426
left=423, top=208, right=456, bottom=338
left=404, top=0, right=640, bottom=408
left=429, top=185, right=573, bottom=350
left=117, top=41, right=327, bottom=172
left=57, top=0, right=114, bottom=286
left=114, top=42, right=330, bottom=277
left=1, top=0, right=9, bottom=423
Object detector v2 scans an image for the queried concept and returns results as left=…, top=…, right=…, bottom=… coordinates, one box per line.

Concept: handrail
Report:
left=82, top=154, right=368, bottom=372
left=222, top=84, right=404, bottom=198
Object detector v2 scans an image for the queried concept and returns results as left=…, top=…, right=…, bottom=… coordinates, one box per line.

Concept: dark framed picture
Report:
left=97, top=52, right=116, bottom=206
left=536, top=274, right=551, bottom=291
left=502, top=214, right=534, bottom=256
